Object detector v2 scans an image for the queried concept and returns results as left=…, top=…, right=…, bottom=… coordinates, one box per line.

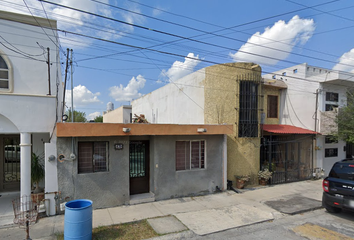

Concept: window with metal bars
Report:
left=326, top=92, right=339, bottom=102
left=267, top=95, right=278, bottom=118
left=78, top=142, right=108, bottom=173
left=176, top=140, right=205, bottom=171
left=238, top=81, right=259, bottom=137
left=325, top=148, right=338, bottom=158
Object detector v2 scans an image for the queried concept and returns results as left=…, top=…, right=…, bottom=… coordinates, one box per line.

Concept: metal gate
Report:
left=260, top=135, right=313, bottom=184
left=1, top=135, right=20, bottom=192
left=129, top=141, right=149, bottom=195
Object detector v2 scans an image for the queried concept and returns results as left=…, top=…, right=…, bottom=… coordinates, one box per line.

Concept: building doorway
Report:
left=129, top=141, right=150, bottom=195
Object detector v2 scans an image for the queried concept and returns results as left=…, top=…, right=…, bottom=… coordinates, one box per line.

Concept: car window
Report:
left=329, top=163, right=354, bottom=180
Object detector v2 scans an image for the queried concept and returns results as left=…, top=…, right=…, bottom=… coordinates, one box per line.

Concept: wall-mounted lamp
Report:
left=197, top=128, right=207, bottom=133
left=123, top=128, right=131, bottom=133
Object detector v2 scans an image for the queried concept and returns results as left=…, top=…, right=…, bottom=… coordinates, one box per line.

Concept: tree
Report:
left=94, top=115, right=103, bottom=122
left=65, top=109, right=87, bottom=122
left=335, top=92, right=354, bottom=144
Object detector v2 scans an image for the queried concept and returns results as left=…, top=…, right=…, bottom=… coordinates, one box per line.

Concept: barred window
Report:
left=78, top=142, right=108, bottom=173
left=326, top=92, right=338, bottom=102
left=176, top=140, right=205, bottom=171
left=238, top=81, right=259, bottom=137
left=325, top=148, right=338, bottom=158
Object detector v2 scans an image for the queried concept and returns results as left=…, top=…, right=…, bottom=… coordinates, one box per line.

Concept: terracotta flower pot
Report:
left=236, top=179, right=245, bottom=189
left=259, top=178, right=268, bottom=186
left=31, top=192, right=45, bottom=204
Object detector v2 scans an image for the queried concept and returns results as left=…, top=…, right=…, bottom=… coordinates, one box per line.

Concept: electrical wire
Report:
left=40, top=0, right=354, bottom=71
left=89, top=0, right=354, bottom=70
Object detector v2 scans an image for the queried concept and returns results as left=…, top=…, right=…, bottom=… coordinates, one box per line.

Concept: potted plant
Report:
left=31, top=152, right=45, bottom=203
left=234, top=175, right=250, bottom=189
left=258, top=169, right=272, bottom=186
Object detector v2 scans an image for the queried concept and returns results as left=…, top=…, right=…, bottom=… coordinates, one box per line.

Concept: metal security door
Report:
left=0, top=135, right=20, bottom=192
left=129, top=141, right=149, bottom=195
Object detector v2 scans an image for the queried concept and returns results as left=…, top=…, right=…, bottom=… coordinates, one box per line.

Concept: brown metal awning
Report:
left=262, top=124, right=318, bottom=135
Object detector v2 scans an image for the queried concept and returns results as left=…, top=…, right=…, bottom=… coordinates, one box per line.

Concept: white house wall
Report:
left=0, top=19, right=60, bottom=96
left=0, top=95, right=57, bottom=133
left=0, top=12, right=62, bottom=214
left=263, top=63, right=319, bottom=131
left=264, top=63, right=354, bottom=174
left=132, top=69, right=205, bottom=124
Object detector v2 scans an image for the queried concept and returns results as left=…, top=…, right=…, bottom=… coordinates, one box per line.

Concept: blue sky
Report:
left=1, top=0, right=354, bottom=120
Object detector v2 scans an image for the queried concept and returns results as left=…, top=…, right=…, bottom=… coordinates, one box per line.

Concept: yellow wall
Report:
left=203, top=62, right=262, bottom=184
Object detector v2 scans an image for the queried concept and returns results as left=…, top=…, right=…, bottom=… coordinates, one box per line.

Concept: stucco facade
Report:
left=0, top=11, right=63, bottom=215
left=56, top=123, right=230, bottom=209
left=203, top=63, right=263, bottom=183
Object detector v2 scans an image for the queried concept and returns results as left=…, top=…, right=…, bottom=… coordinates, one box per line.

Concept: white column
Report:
left=45, top=134, right=59, bottom=216
left=20, top=132, right=32, bottom=198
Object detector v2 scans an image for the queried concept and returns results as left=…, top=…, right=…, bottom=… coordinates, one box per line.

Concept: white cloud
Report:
left=109, top=75, right=146, bottom=102
left=160, top=53, right=201, bottom=82
left=229, top=15, right=315, bottom=65
left=66, top=85, right=101, bottom=107
left=88, top=111, right=101, bottom=120
left=333, top=48, right=354, bottom=73
left=0, top=0, right=141, bottom=48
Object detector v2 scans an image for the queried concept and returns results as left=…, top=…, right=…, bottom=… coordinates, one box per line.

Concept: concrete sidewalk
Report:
left=0, top=180, right=323, bottom=239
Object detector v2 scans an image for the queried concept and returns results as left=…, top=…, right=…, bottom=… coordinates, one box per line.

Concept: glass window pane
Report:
left=78, top=142, right=93, bottom=173
left=0, top=56, right=8, bottom=69
left=0, top=70, right=8, bottom=79
left=93, top=142, right=107, bottom=172
left=191, top=141, right=200, bottom=169
left=176, top=141, right=187, bottom=171
left=0, top=80, right=8, bottom=88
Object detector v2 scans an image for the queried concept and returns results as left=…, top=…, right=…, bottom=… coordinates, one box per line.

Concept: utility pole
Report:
left=70, top=49, right=74, bottom=123
left=47, top=47, right=51, bottom=95
left=313, top=89, right=320, bottom=175
left=62, top=48, right=70, bottom=122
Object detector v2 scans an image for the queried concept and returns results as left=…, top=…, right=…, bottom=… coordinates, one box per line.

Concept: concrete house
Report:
left=132, top=62, right=319, bottom=185
left=0, top=11, right=63, bottom=215
left=56, top=122, right=231, bottom=208
left=263, top=63, right=354, bottom=176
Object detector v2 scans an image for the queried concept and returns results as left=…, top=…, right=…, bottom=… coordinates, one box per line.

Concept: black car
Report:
left=322, top=159, right=354, bottom=213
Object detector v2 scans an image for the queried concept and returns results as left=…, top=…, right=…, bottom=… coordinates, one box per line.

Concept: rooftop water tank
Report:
left=107, top=102, right=114, bottom=111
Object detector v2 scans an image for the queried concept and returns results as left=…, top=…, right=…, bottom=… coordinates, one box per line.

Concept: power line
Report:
left=22, top=0, right=65, bottom=56
left=90, top=0, right=354, bottom=70
left=41, top=0, right=354, bottom=70
left=0, top=35, right=45, bottom=57
left=3, top=1, right=354, bottom=89
left=5, top=0, right=352, bottom=71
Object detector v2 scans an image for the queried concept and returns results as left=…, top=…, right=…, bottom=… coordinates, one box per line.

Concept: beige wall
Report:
left=263, top=86, right=281, bottom=125
left=203, top=62, right=262, bottom=184
left=103, top=105, right=131, bottom=123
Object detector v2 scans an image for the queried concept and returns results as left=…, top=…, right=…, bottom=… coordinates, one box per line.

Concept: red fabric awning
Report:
left=262, top=124, right=318, bottom=135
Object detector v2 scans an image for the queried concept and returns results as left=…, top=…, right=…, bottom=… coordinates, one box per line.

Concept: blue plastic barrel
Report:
left=64, top=199, right=93, bottom=240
